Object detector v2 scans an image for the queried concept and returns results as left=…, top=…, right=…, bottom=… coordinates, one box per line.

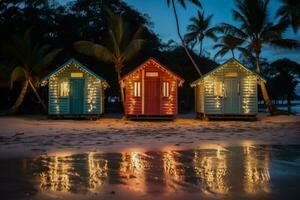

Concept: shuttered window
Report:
left=162, top=82, right=170, bottom=97
left=134, top=81, right=141, bottom=97
left=59, top=81, right=69, bottom=97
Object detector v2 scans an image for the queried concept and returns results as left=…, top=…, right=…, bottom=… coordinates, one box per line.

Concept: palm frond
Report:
left=123, top=39, right=145, bottom=62
left=10, top=66, right=26, bottom=89
left=74, top=41, right=114, bottom=63
left=269, top=38, right=300, bottom=49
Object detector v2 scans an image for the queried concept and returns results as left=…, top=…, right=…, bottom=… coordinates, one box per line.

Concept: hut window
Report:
left=214, top=81, right=224, bottom=97
left=59, top=81, right=69, bottom=97
left=163, top=82, right=170, bottom=97
left=71, top=73, right=83, bottom=78
left=146, top=72, right=158, bottom=77
left=134, top=81, right=141, bottom=97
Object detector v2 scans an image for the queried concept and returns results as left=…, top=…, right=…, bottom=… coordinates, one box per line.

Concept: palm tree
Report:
left=184, top=10, right=217, bottom=56
left=74, top=9, right=144, bottom=105
left=213, top=34, right=245, bottom=59
left=166, top=0, right=203, bottom=76
left=218, top=0, right=299, bottom=114
left=276, top=0, right=300, bottom=34
left=3, top=30, right=61, bottom=114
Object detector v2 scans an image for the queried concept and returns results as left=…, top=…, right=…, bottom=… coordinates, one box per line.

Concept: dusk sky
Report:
left=60, top=0, right=300, bottom=63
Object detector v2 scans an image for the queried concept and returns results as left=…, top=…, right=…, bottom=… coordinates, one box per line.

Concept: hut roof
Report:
left=41, top=58, right=107, bottom=86
left=191, top=58, right=266, bottom=87
left=120, top=58, right=185, bottom=85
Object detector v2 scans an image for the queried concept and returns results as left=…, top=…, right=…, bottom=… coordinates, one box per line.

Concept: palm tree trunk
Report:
left=255, top=52, right=275, bottom=114
left=171, top=0, right=202, bottom=76
left=116, top=67, right=125, bottom=111
left=199, top=40, right=203, bottom=56
left=28, top=79, right=47, bottom=112
left=8, top=80, right=29, bottom=114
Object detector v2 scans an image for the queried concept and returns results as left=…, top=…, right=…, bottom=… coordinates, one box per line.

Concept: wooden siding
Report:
left=48, top=63, right=104, bottom=115
left=200, top=61, right=258, bottom=115
left=123, top=59, right=181, bottom=116
left=195, top=82, right=204, bottom=113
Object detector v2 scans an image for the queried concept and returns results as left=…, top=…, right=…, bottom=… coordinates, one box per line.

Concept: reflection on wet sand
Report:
left=119, top=151, right=147, bottom=192
left=39, top=156, right=72, bottom=192
left=87, top=152, right=108, bottom=191
left=163, top=150, right=184, bottom=191
left=39, top=152, right=108, bottom=193
left=26, top=145, right=300, bottom=200
left=243, top=145, right=271, bottom=194
left=193, top=146, right=229, bottom=194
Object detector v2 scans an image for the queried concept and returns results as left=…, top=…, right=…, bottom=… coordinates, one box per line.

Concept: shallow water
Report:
left=1, top=145, right=300, bottom=200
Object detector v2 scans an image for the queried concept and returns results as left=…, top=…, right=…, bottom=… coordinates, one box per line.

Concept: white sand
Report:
left=0, top=114, right=299, bottom=158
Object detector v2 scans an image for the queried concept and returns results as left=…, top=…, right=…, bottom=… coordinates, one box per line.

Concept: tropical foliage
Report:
left=213, top=35, right=245, bottom=59
left=74, top=9, right=145, bottom=105
left=217, top=0, right=299, bottom=114
left=0, top=0, right=299, bottom=114
left=166, top=0, right=203, bottom=76
left=276, top=0, right=300, bottom=33
left=267, top=59, right=300, bottom=112
left=2, top=30, right=61, bottom=114
left=184, top=10, right=217, bottom=56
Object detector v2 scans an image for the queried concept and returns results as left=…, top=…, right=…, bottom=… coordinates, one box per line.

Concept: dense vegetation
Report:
left=0, top=0, right=299, bottom=114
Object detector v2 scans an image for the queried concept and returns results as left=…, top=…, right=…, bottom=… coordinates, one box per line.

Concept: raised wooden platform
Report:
left=196, top=112, right=257, bottom=121
left=48, top=114, right=102, bottom=120
left=126, top=115, right=175, bottom=120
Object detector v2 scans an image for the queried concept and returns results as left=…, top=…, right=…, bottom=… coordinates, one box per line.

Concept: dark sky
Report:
left=60, top=0, right=300, bottom=63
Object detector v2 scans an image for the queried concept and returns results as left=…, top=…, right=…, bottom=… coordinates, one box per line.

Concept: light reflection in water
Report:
left=119, top=151, right=147, bottom=192
left=163, top=150, right=183, bottom=191
left=39, top=156, right=72, bottom=192
left=193, top=146, right=229, bottom=194
left=34, top=146, right=279, bottom=197
left=87, top=152, right=108, bottom=191
left=243, top=145, right=271, bottom=194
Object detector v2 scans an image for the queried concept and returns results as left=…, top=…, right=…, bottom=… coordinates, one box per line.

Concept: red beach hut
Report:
left=120, top=58, right=184, bottom=118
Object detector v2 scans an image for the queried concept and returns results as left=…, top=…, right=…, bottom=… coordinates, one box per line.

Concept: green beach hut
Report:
left=191, top=58, right=266, bottom=120
left=41, top=58, right=108, bottom=118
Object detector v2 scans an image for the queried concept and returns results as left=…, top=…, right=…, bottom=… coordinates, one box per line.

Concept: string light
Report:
left=47, top=61, right=105, bottom=114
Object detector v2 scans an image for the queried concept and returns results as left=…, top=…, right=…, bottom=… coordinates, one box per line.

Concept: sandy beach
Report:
left=0, top=114, right=299, bottom=158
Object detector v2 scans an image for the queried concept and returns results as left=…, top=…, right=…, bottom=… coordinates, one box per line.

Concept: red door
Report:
left=144, top=76, right=160, bottom=115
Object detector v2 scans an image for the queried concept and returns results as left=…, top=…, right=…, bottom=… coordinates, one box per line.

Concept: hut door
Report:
left=70, top=79, right=84, bottom=114
left=224, top=79, right=239, bottom=114
left=144, top=74, right=160, bottom=115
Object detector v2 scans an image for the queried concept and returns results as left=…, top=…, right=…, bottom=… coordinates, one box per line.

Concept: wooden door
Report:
left=70, top=79, right=84, bottom=114
left=224, top=79, right=240, bottom=114
left=144, top=76, right=160, bottom=115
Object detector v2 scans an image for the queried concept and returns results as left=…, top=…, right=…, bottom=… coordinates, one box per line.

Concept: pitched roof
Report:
left=120, top=58, right=185, bottom=85
left=191, top=58, right=266, bottom=86
left=42, top=58, right=106, bottom=82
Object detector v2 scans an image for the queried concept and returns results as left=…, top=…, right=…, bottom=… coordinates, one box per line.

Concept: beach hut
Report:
left=41, top=58, right=109, bottom=118
left=120, top=58, right=184, bottom=118
left=191, top=58, right=266, bottom=120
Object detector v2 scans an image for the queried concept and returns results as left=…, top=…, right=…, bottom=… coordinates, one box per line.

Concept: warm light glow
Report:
left=243, top=75, right=255, bottom=114
left=39, top=156, right=72, bottom=192
left=59, top=81, right=69, bottom=97
left=243, top=144, right=271, bottom=194
left=87, top=77, right=100, bottom=113
left=119, top=151, right=147, bottom=192
left=162, top=150, right=183, bottom=192
left=193, top=146, right=229, bottom=194
left=134, top=81, right=141, bottom=97
left=163, top=82, right=170, bottom=97
left=87, top=152, right=108, bottom=191
left=71, top=72, right=83, bottom=78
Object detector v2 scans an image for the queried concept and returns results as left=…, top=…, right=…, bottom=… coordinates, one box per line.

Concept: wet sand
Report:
left=1, top=145, right=300, bottom=200
left=0, top=114, right=299, bottom=158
